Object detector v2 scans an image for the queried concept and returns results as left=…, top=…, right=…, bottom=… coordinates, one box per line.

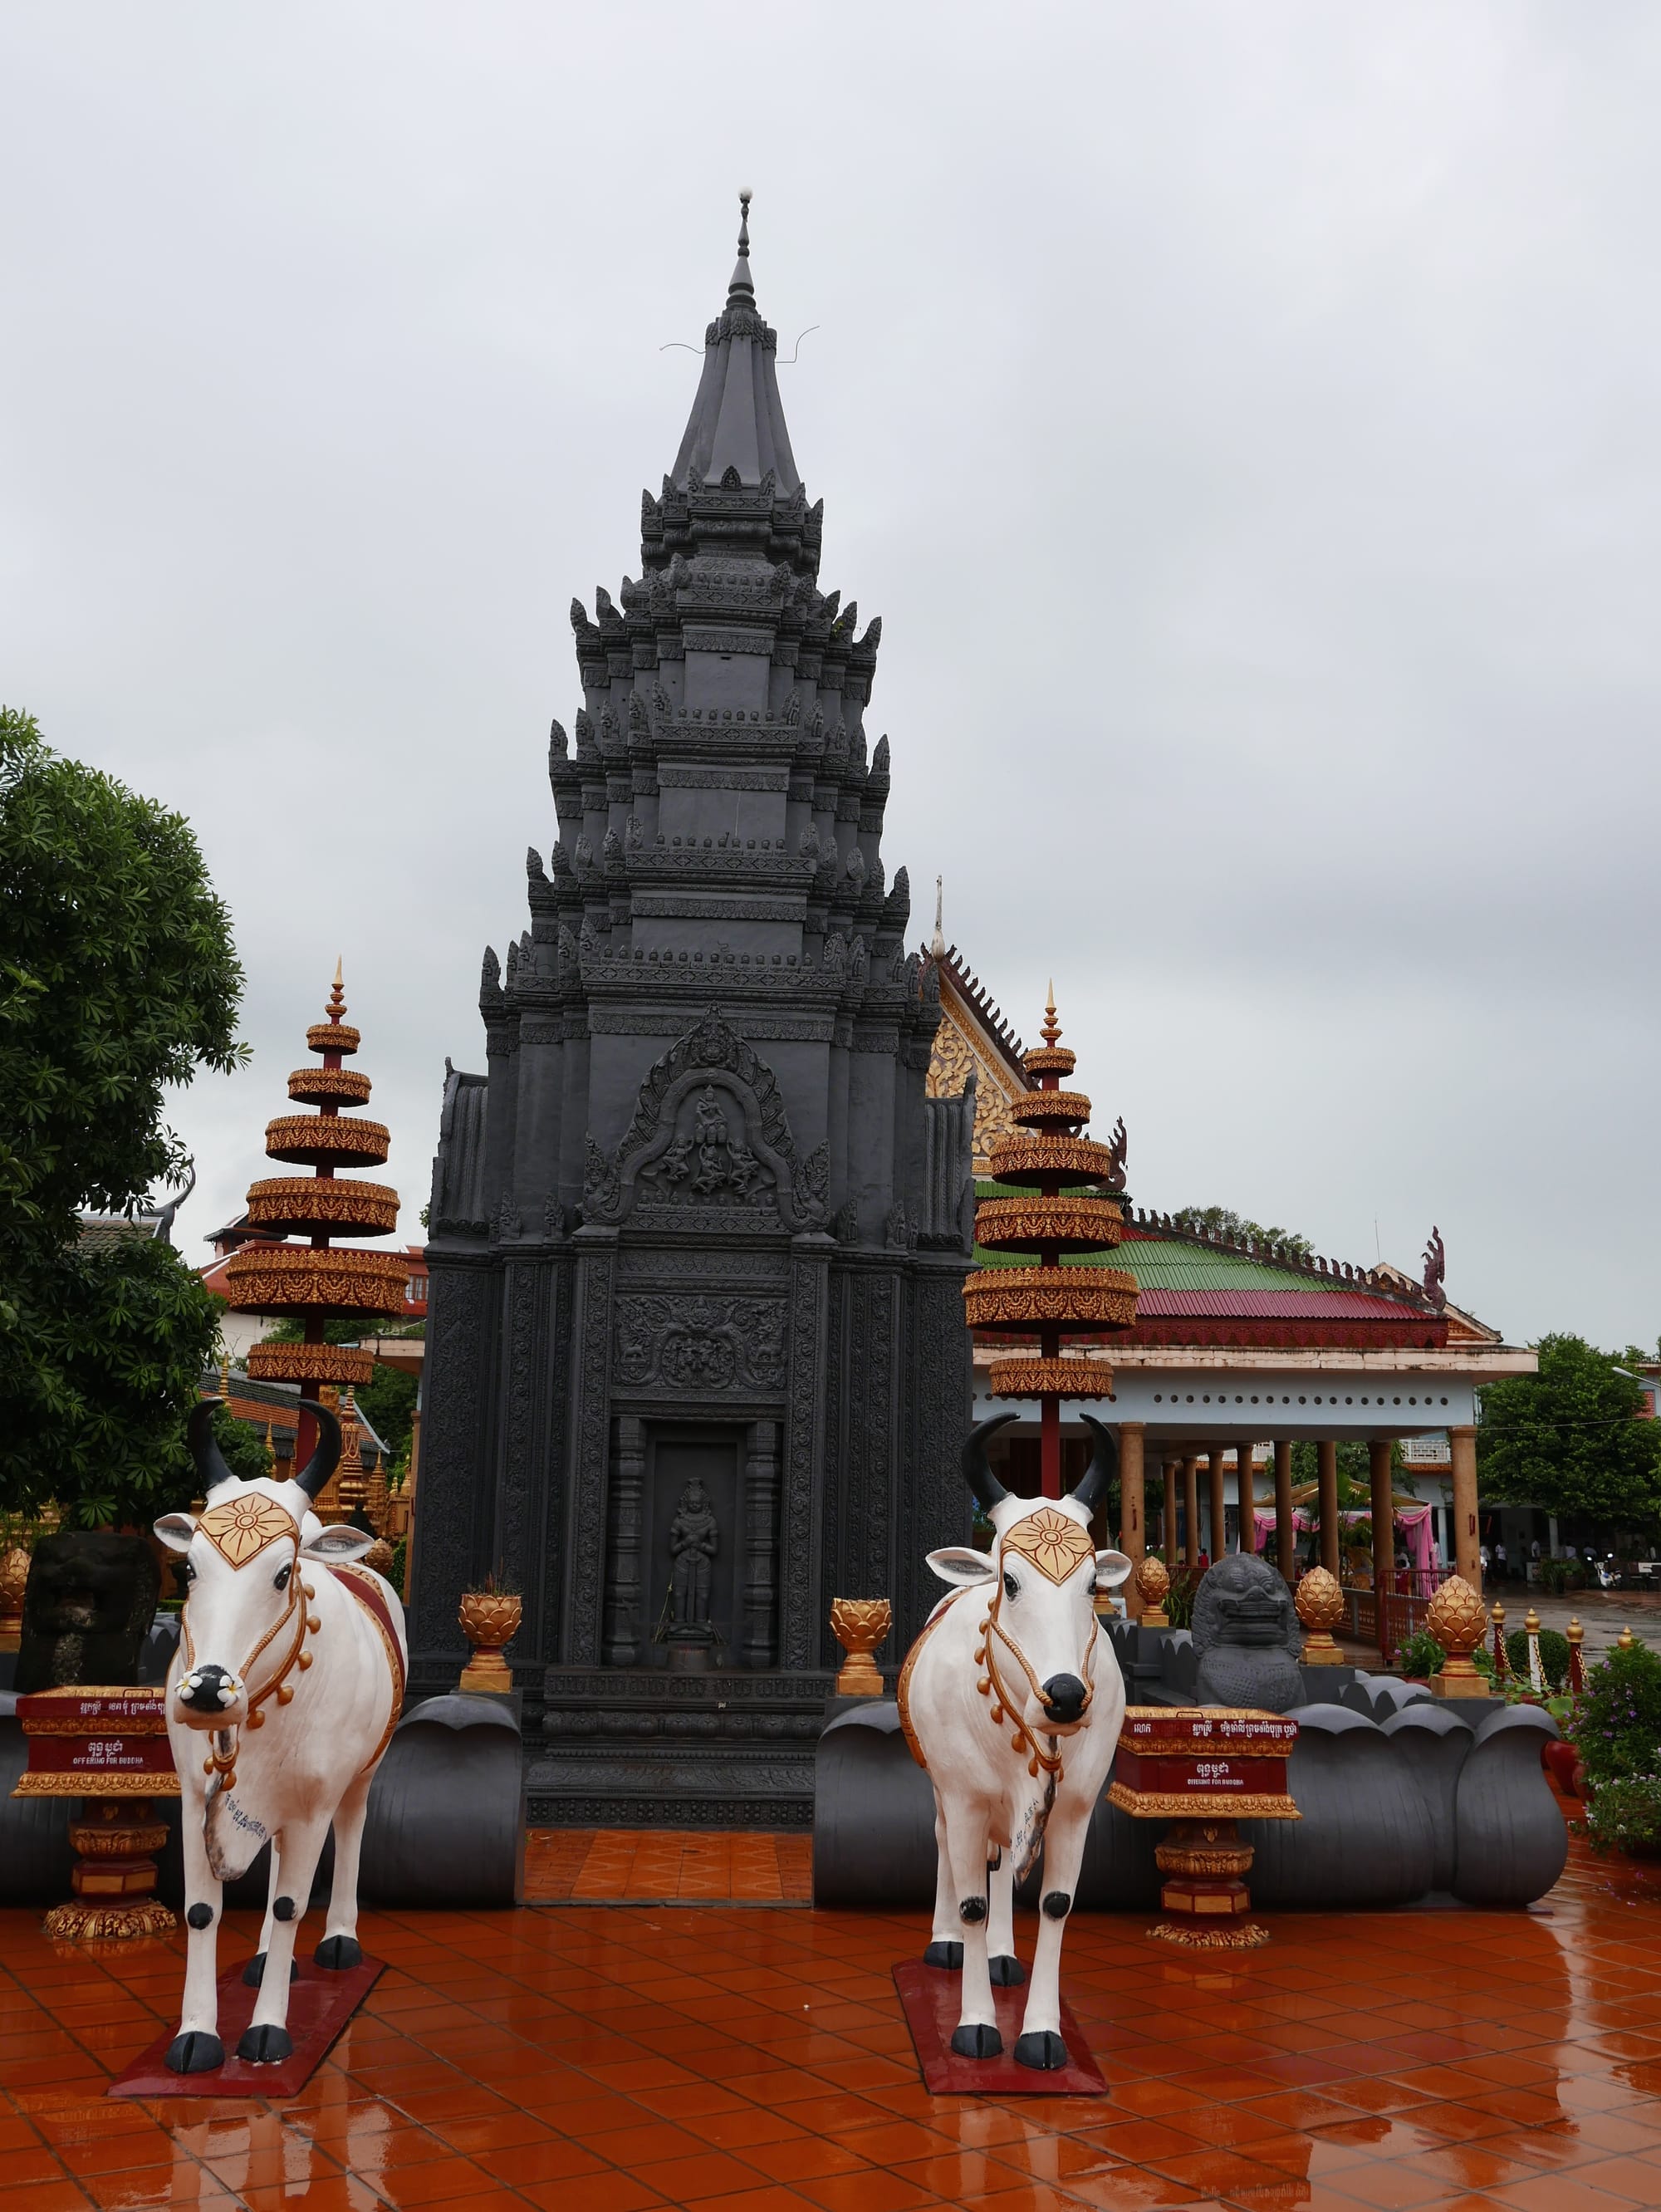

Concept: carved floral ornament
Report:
left=583, top=1008, right=828, bottom=1233
left=614, top=1295, right=786, bottom=1395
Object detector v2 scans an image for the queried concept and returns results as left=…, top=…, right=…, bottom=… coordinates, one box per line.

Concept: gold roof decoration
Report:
left=228, top=964, right=404, bottom=1398
left=198, top=1492, right=299, bottom=1569
left=1002, top=1506, right=1096, bottom=1585
left=965, top=987, right=1139, bottom=1410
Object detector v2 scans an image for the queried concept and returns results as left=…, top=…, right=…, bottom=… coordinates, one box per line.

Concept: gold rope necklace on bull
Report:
left=975, top=1557, right=1099, bottom=1784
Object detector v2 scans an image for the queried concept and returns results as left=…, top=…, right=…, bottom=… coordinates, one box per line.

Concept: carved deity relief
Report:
left=668, top=1480, right=719, bottom=1631
left=649, top=1084, right=767, bottom=1206
left=583, top=1008, right=828, bottom=1231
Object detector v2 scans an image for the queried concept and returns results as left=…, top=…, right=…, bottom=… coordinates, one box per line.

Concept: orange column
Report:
left=1274, top=1440, right=1295, bottom=1582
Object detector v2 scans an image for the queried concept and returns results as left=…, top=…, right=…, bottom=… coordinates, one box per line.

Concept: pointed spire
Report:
left=729, top=186, right=754, bottom=301
left=1041, top=983, right=1062, bottom=1047
left=931, top=875, right=946, bottom=959
left=670, top=190, right=801, bottom=494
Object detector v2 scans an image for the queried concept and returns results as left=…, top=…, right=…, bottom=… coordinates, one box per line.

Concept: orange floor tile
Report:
left=4, top=1829, right=1661, bottom=2210
left=524, top=1830, right=814, bottom=1903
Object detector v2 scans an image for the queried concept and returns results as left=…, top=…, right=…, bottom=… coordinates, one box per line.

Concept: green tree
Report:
left=211, top=1405, right=275, bottom=1485
left=1478, top=1335, right=1661, bottom=1531
left=1171, top=1206, right=1313, bottom=1259
left=0, top=709, right=244, bottom=1523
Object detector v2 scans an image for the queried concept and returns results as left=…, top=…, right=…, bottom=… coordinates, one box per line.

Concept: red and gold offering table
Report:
left=12, top=1686, right=178, bottom=1938
left=1108, top=1706, right=1299, bottom=1950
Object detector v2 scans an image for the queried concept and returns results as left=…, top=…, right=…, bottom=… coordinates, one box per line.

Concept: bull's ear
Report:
left=926, top=1547, right=997, bottom=1587
left=154, top=1513, right=197, bottom=1555
left=1093, top=1549, right=1134, bottom=1591
left=301, top=1525, right=375, bottom=1563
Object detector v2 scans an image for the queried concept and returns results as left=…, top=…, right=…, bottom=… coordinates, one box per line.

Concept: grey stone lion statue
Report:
left=1192, top=1552, right=1304, bottom=1712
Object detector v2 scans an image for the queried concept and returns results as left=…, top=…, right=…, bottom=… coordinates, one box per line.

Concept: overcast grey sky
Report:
left=4, top=3, right=1657, bottom=1351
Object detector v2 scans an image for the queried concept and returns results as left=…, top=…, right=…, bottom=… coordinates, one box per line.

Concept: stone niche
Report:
left=603, top=1412, right=782, bottom=1671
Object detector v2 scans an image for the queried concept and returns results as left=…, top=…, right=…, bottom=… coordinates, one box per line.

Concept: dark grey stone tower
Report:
left=412, top=198, right=977, bottom=1826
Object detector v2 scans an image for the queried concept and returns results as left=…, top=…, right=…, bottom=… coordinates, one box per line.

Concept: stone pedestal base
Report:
left=1149, top=1819, right=1271, bottom=1950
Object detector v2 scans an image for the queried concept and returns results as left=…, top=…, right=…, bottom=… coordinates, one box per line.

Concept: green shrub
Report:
left=1164, top=1564, right=1202, bottom=1631
left=1398, top=1628, right=1446, bottom=1678
left=1577, top=1640, right=1661, bottom=1789
left=1504, top=1626, right=1571, bottom=1692
left=389, top=1538, right=407, bottom=1596
left=1582, top=1775, right=1661, bottom=1856
left=1537, top=1556, right=1575, bottom=1596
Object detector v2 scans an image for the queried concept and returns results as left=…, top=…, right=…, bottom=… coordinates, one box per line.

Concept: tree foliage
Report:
left=3, top=1235, right=225, bottom=1523
left=0, top=709, right=244, bottom=1522
left=0, top=709, right=243, bottom=1238
left=1478, top=1334, right=1661, bottom=1530
left=1171, top=1205, right=1313, bottom=1258
left=211, top=1405, right=276, bottom=1486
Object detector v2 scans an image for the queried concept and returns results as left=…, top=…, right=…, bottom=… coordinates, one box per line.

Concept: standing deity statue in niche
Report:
left=668, top=1479, right=719, bottom=1633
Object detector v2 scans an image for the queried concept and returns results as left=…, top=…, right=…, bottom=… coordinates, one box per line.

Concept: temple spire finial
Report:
left=932, top=875, right=946, bottom=959
left=669, top=190, right=801, bottom=494
left=729, top=185, right=755, bottom=302
left=1041, top=983, right=1062, bottom=1047
left=328, top=959, right=346, bottom=1023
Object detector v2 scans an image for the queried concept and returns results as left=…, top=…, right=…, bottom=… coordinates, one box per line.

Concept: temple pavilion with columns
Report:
left=924, top=933, right=1533, bottom=1612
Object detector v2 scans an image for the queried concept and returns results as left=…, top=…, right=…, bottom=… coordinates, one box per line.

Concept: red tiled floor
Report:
left=4, top=1827, right=1661, bottom=2211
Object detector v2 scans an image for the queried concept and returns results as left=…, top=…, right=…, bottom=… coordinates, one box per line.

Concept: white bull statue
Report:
left=896, top=1411, right=1132, bottom=2068
left=153, top=1397, right=407, bottom=2071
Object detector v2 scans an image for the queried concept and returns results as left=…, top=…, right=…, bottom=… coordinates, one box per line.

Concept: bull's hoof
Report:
left=1015, top=2029, right=1069, bottom=2071
left=950, top=2022, right=1003, bottom=2060
left=923, top=1940, right=963, bottom=1969
left=163, top=2031, right=223, bottom=2075
left=241, top=1953, right=297, bottom=1989
left=314, top=1935, right=362, bottom=1971
left=988, top=1954, right=1026, bottom=1987
left=236, top=2023, right=293, bottom=2065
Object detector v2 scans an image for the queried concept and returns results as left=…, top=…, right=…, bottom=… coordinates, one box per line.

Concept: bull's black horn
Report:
left=962, top=1413, right=1016, bottom=1513
left=188, top=1397, right=237, bottom=1494
left=1071, top=1415, right=1120, bottom=1514
left=292, top=1400, right=342, bottom=1501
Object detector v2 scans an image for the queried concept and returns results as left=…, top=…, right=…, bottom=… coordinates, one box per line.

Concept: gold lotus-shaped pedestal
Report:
left=1427, top=1573, right=1490, bottom=1699
left=1133, top=1553, right=1170, bottom=1628
left=830, top=1598, right=891, bottom=1697
left=1294, top=1566, right=1346, bottom=1666
left=458, top=1589, right=522, bottom=1695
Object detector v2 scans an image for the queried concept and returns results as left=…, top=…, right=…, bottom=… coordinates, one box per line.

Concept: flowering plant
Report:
left=1575, top=1641, right=1661, bottom=1790
left=1580, top=1775, right=1661, bottom=1856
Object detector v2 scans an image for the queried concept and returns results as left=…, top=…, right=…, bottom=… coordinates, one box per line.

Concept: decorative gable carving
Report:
left=926, top=983, right=1028, bottom=1174
left=583, top=1007, right=829, bottom=1234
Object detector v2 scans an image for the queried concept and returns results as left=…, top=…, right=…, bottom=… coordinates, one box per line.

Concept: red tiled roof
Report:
left=1135, top=1289, right=1419, bottom=1321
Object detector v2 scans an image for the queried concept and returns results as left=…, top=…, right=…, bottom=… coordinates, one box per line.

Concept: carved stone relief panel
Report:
left=613, top=1295, right=787, bottom=1396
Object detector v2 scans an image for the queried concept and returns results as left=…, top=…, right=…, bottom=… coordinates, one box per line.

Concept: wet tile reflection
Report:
left=2, top=1830, right=1658, bottom=2209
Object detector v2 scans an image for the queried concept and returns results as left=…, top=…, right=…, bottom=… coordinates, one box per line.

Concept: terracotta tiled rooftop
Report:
left=3, top=1823, right=1659, bottom=2211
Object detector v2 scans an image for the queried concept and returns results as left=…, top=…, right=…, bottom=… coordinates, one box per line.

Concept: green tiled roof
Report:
left=970, top=1184, right=1349, bottom=1291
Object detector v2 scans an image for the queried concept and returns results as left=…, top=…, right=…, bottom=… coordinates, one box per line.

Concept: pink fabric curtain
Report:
left=1252, top=1505, right=1433, bottom=1578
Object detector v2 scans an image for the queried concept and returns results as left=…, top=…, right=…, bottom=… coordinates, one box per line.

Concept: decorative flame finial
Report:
left=328, top=959, right=346, bottom=1023
left=1041, top=983, right=1062, bottom=1047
